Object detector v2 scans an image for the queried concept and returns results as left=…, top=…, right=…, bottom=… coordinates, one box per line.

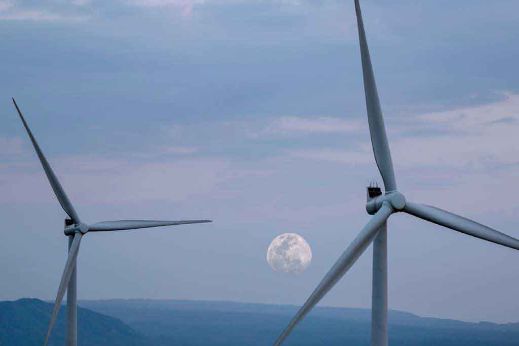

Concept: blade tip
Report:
left=11, top=98, right=23, bottom=117
left=191, top=220, right=212, bottom=224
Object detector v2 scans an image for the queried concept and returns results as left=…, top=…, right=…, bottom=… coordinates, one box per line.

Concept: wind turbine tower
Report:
left=274, top=1, right=519, bottom=345
left=12, top=99, right=212, bottom=346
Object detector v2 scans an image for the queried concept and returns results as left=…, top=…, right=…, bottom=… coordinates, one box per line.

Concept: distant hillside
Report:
left=2, top=298, right=519, bottom=345
left=81, top=299, right=519, bottom=346
left=0, top=299, right=148, bottom=346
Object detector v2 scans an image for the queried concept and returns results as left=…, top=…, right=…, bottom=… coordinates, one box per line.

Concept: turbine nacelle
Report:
left=366, top=190, right=406, bottom=215
left=64, top=220, right=89, bottom=236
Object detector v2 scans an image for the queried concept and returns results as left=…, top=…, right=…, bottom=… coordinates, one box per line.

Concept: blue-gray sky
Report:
left=1, top=0, right=519, bottom=324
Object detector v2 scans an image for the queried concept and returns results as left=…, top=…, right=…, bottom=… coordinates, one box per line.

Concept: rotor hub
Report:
left=387, top=191, right=406, bottom=210
left=64, top=221, right=89, bottom=236
left=366, top=188, right=406, bottom=215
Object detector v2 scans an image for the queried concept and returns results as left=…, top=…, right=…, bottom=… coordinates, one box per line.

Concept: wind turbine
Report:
left=11, top=98, right=211, bottom=346
left=274, top=1, right=519, bottom=345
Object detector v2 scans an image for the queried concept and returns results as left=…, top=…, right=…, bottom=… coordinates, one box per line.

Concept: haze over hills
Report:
left=2, top=298, right=519, bottom=346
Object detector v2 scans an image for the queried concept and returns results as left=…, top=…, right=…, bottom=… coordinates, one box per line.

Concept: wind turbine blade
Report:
left=354, top=0, right=397, bottom=192
left=44, top=233, right=82, bottom=346
left=12, top=99, right=80, bottom=224
left=404, top=202, right=519, bottom=250
left=274, top=204, right=393, bottom=346
left=88, top=219, right=212, bottom=232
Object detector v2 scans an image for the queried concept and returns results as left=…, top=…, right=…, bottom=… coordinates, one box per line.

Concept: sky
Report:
left=1, top=0, right=519, bottom=324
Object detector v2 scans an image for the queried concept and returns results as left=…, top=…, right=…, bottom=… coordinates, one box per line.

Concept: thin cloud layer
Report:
left=0, top=137, right=24, bottom=157
left=0, top=0, right=88, bottom=21
left=266, top=116, right=362, bottom=135
left=0, top=0, right=318, bottom=21
left=393, top=93, right=519, bottom=168
left=127, top=0, right=205, bottom=16
left=286, top=93, right=519, bottom=170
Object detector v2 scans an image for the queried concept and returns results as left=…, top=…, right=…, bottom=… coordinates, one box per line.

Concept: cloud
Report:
left=161, top=146, right=199, bottom=155
left=0, top=154, right=232, bottom=206
left=124, top=0, right=314, bottom=17
left=127, top=0, right=205, bottom=16
left=282, top=93, right=519, bottom=170
left=418, top=92, right=519, bottom=131
left=71, top=0, right=91, bottom=5
left=0, top=1, right=88, bottom=21
left=286, top=147, right=371, bottom=165
left=0, top=0, right=13, bottom=11
left=392, top=93, right=519, bottom=169
left=0, top=137, right=24, bottom=157
left=263, top=116, right=363, bottom=136
left=0, top=0, right=338, bottom=22
left=0, top=10, right=81, bottom=21
left=132, top=146, right=200, bottom=158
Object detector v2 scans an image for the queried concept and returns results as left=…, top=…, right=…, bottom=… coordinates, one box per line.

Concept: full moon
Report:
left=267, top=233, right=312, bottom=274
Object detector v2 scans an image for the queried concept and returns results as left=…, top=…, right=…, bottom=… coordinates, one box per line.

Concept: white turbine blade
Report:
left=12, top=98, right=80, bottom=224
left=44, top=233, right=82, bottom=346
left=404, top=202, right=519, bottom=250
left=354, top=0, right=397, bottom=192
left=274, top=204, right=393, bottom=346
left=87, top=219, right=212, bottom=232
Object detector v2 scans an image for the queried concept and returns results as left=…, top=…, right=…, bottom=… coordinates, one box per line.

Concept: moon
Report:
left=267, top=233, right=312, bottom=274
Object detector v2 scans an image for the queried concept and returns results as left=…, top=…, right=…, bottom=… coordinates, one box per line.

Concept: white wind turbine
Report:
left=274, top=1, right=519, bottom=345
left=11, top=98, right=211, bottom=346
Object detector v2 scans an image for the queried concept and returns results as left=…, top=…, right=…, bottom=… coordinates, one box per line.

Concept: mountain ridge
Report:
left=0, top=298, right=147, bottom=346
left=2, top=298, right=519, bottom=345
left=80, top=298, right=519, bottom=345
